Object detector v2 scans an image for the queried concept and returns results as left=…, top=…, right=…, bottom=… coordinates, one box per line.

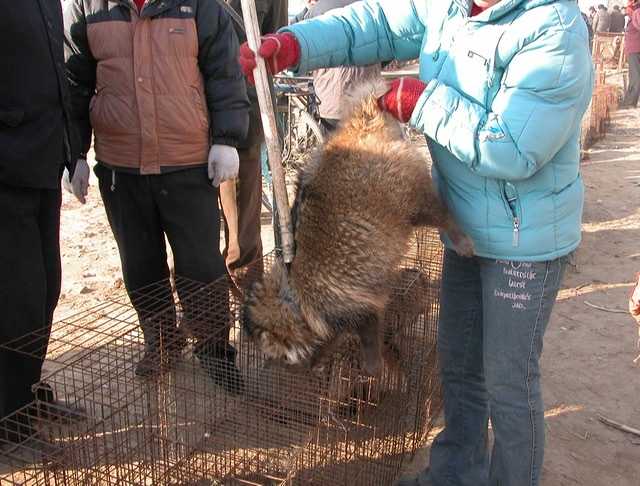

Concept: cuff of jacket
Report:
left=73, top=119, right=93, bottom=157
left=279, top=23, right=354, bottom=75
left=409, top=79, right=486, bottom=167
left=278, top=26, right=311, bottom=75
left=212, top=137, right=240, bottom=148
left=210, top=109, right=249, bottom=149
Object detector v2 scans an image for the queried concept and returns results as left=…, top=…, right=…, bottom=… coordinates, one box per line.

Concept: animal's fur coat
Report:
left=244, top=81, right=472, bottom=373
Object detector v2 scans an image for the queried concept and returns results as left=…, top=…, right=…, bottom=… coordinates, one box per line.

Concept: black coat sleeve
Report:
left=197, top=0, right=250, bottom=148
left=228, top=0, right=270, bottom=40
left=63, top=0, right=96, bottom=157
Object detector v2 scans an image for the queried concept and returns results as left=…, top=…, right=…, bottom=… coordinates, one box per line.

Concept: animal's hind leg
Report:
left=355, top=311, right=384, bottom=376
left=412, top=189, right=475, bottom=257
left=309, top=332, right=351, bottom=374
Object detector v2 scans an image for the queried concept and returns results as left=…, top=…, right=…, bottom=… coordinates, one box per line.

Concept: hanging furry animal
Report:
left=243, top=80, right=474, bottom=375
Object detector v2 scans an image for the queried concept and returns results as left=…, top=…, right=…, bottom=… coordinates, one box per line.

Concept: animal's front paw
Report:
left=362, top=354, right=383, bottom=376
left=446, top=224, right=475, bottom=258
left=453, top=235, right=475, bottom=258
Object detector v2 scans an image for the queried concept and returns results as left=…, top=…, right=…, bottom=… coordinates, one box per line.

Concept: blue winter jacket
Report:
left=284, top=0, right=593, bottom=261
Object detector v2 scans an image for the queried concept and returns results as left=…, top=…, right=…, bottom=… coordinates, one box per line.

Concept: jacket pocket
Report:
left=0, top=109, right=25, bottom=128
left=89, top=88, right=104, bottom=129
left=89, top=89, right=136, bottom=137
left=190, top=86, right=209, bottom=130
left=89, top=86, right=106, bottom=112
left=501, top=181, right=522, bottom=247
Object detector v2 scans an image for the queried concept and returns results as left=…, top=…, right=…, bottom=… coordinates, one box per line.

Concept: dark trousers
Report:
left=220, top=143, right=263, bottom=284
left=95, top=165, right=230, bottom=351
left=624, top=52, right=640, bottom=108
left=320, top=117, right=340, bottom=133
left=0, top=182, right=61, bottom=420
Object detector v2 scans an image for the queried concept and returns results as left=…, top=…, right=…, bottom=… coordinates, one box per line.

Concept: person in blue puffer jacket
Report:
left=239, top=1, right=593, bottom=485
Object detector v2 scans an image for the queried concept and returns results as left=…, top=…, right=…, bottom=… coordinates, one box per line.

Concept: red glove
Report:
left=239, top=33, right=301, bottom=84
left=378, top=77, right=427, bottom=123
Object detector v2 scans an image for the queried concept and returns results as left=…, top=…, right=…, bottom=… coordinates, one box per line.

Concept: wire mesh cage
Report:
left=0, top=228, right=444, bottom=486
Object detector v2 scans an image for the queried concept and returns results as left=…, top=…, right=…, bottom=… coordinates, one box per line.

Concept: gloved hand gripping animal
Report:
left=243, top=82, right=474, bottom=375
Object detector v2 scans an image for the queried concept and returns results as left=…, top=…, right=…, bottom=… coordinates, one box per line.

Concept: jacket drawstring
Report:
left=111, top=170, right=116, bottom=192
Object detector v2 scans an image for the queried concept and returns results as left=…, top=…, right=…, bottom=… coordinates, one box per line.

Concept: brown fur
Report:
left=244, top=80, right=473, bottom=373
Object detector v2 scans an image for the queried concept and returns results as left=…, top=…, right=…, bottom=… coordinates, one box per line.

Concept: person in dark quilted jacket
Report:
left=63, top=0, right=250, bottom=393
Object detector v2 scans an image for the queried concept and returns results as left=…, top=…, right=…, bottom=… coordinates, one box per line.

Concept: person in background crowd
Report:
left=63, top=0, right=249, bottom=393
left=593, top=3, right=612, bottom=32
left=239, top=0, right=593, bottom=484
left=610, top=4, right=626, bottom=32
left=222, top=0, right=289, bottom=292
left=589, top=5, right=597, bottom=24
left=622, top=0, right=640, bottom=107
left=294, top=0, right=381, bottom=133
left=630, top=273, right=640, bottom=365
left=630, top=274, right=640, bottom=325
left=291, top=0, right=317, bottom=23
left=581, top=8, right=594, bottom=48
left=0, top=0, right=81, bottom=443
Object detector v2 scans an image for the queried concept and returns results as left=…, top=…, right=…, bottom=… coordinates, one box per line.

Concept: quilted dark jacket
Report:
left=64, top=0, right=249, bottom=174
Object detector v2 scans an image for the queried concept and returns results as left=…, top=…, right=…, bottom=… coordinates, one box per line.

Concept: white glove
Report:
left=207, top=144, right=239, bottom=187
left=62, top=158, right=90, bottom=204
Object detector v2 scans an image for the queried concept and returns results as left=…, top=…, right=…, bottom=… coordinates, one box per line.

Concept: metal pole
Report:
left=240, top=0, right=295, bottom=264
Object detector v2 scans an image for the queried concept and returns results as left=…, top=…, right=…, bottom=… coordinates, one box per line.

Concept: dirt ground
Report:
left=52, top=108, right=640, bottom=485
left=540, top=108, right=640, bottom=486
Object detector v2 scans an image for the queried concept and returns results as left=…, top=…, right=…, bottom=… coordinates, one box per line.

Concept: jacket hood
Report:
left=459, top=0, right=562, bottom=22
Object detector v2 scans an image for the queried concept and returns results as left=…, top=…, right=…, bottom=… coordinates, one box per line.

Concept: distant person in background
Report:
left=610, top=4, right=626, bottom=32
left=291, top=0, right=317, bottom=23
left=223, top=0, right=289, bottom=290
left=628, top=0, right=640, bottom=23
left=630, top=273, right=640, bottom=365
left=588, top=5, right=597, bottom=25
left=582, top=9, right=594, bottom=48
left=630, top=274, right=640, bottom=325
left=622, top=1, right=640, bottom=107
left=592, top=3, right=612, bottom=32
left=292, top=0, right=381, bottom=132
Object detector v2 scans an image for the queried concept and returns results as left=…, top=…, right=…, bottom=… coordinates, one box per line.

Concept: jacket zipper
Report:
left=501, top=181, right=520, bottom=247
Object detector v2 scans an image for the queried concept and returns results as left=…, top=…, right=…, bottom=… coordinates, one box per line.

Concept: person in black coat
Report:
left=610, top=5, right=626, bottom=33
left=0, top=0, right=80, bottom=443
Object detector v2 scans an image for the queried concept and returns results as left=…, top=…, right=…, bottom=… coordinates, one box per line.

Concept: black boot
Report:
left=135, top=326, right=186, bottom=378
left=194, top=341, right=244, bottom=395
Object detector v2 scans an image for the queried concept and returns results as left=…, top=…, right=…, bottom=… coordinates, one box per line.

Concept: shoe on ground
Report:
left=394, top=468, right=431, bottom=486
left=135, top=342, right=185, bottom=378
left=395, top=475, right=420, bottom=486
left=134, top=350, right=178, bottom=378
left=135, top=351, right=162, bottom=377
left=194, top=342, right=245, bottom=396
